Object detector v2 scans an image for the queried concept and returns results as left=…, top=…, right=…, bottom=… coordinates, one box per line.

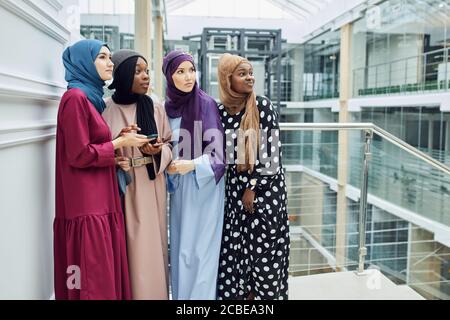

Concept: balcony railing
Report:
left=353, top=47, right=450, bottom=97
left=281, top=123, right=450, bottom=299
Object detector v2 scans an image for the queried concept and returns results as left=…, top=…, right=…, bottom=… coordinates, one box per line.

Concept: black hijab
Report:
left=109, top=53, right=158, bottom=180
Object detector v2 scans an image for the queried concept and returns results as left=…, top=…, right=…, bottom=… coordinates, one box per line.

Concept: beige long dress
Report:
left=102, top=98, right=172, bottom=300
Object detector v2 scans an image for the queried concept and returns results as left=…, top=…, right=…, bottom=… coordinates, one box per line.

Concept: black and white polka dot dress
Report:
left=217, top=96, right=290, bottom=300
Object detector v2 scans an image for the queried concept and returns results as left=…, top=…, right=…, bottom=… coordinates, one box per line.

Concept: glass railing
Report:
left=353, top=47, right=450, bottom=97
left=348, top=136, right=450, bottom=226
left=281, top=123, right=450, bottom=299
left=271, top=78, right=340, bottom=102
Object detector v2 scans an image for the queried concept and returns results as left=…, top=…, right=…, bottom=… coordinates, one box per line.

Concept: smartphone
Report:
left=147, top=133, right=159, bottom=144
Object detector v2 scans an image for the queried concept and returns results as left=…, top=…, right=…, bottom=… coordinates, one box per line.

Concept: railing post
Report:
left=357, top=129, right=373, bottom=274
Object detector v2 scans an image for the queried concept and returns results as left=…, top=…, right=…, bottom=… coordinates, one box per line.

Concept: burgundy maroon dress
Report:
left=53, top=88, right=131, bottom=300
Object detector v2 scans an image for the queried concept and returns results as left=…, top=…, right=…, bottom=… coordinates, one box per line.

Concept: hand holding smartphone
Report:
left=140, top=133, right=163, bottom=155
left=147, top=133, right=159, bottom=145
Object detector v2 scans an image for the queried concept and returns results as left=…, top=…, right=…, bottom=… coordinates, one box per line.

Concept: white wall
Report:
left=0, top=0, right=75, bottom=299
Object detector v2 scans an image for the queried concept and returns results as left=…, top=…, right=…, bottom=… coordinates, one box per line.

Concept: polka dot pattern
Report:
left=217, top=96, right=290, bottom=300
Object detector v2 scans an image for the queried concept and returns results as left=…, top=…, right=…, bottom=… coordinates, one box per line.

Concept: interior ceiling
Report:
left=164, top=0, right=335, bottom=21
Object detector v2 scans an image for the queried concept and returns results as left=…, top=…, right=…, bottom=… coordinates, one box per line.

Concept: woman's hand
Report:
left=115, top=156, right=130, bottom=172
left=242, top=189, right=256, bottom=214
left=140, top=138, right=163, bottom=155
left=113, top=133, right=150, bottom=149
left=119, top=124, right=141, bottom=136
left=167, top=160, right=195, bottom=175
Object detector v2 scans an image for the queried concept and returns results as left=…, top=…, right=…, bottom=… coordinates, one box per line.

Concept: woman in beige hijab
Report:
left=216, top=53, right=290, bottom=300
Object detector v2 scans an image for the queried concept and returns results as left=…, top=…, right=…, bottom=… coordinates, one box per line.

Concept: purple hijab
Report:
left=163, top=50, right=225, bottom=184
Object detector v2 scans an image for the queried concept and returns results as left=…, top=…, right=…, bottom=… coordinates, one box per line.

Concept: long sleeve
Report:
left=193, top=154, right=215, bottom=189
left=167, top=154, right=215, bottom=192
left=245, top=97, right=282, bottom=192
left=60, top=93, right=115, bottom=169
left=201, top=99, right=226, bottom=184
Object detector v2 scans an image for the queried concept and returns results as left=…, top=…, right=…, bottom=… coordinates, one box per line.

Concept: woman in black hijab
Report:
left=103, top=50, right=173, bottom=300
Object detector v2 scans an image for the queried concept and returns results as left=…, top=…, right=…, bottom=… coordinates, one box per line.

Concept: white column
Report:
left=135, top=0, right=152, bottom=68
left=335, top=23, right=352, bottom=271
left=154, top=13, right=164, bottom=99
left=291, top=47, right=304, bottom=102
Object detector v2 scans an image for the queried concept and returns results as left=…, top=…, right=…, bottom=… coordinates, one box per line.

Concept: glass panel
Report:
left=351, top=0, right=449, bottom=97
left=302, top=30, right=341, bottom=101
left=80, top=0, right=136, bottom=52
left=284, top=126, right=450, bottom=299
left=357, top=106, right=450, bottom=164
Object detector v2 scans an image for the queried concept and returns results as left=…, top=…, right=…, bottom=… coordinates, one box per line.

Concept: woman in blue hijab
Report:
left=54, top=39, right=149, bottom=300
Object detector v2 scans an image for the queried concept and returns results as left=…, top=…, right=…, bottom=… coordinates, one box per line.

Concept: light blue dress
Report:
left=167, top=117, right=225, bottom=300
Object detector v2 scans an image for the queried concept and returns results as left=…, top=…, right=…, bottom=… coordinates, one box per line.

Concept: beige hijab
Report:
left=218, top=53, right=260, bottom=173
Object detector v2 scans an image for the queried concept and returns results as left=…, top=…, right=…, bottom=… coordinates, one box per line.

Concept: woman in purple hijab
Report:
left=162, top=50, right=225, bottom=300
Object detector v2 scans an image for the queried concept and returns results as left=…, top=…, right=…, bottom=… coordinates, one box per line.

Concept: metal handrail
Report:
left=352, top=47, right=449, bottom=72
left=279, top=122, right=450, bottom=176
left=279, top=122, right=450, bottom=274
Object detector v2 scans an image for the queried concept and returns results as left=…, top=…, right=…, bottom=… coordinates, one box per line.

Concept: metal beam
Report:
left=286, top=0, right=317, bottom=15
left=270, top=0, right=309, bottom=20
left=165, top=0, right=196, bottom=12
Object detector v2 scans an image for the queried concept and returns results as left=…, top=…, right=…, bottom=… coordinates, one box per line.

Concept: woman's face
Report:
left=172, top=61, right=196, bottom=93
left=230, top=62, right=255, bottom=94
left=94, top=46, right=114, bottom=81
left=132, top=57, right=150, bottom=95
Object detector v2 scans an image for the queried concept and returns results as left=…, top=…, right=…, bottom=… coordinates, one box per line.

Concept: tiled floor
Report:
left=288, top=270, right=425, bottom=300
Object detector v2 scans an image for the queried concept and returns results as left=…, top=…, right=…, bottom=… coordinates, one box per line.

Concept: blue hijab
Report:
left=62, top=39, right=108, bottom=114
